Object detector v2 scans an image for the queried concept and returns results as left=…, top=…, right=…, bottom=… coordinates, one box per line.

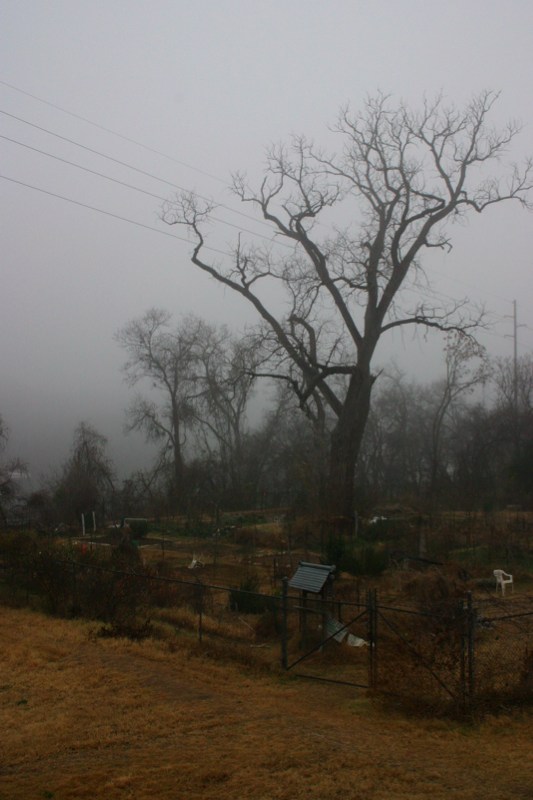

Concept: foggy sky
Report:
left=2, top=0, right=533, bottom=483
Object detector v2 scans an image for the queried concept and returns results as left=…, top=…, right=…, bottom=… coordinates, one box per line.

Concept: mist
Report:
left=2, top=1, right=533, bottom=483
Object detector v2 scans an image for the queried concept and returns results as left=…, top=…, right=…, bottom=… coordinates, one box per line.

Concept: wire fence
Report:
left=1, top=536, right=533, bottom=715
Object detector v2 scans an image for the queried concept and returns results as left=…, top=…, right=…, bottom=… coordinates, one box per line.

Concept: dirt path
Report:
left=1, top=608, right=533, bottom=799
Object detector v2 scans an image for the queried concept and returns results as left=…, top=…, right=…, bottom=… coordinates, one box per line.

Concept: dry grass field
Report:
left=2, top=607, right=533, bottom=800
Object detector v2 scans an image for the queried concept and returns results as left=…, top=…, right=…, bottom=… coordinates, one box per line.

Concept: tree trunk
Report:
left=171, top=408, right=184, bottom=510
left=327, top=368, right=375, bottom=519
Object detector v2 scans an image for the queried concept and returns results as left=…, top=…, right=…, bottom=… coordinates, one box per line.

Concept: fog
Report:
left=2, top=1, right=533, bottom=483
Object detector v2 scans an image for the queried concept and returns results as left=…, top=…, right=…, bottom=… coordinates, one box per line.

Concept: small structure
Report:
left=289, top=561, right=336, bottom=647
left=494, top=569, right=514, bottom=596
left=289, top=561, right=336, bottom=594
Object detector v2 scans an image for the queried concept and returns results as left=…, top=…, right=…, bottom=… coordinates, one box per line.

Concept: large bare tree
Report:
left=163, top=92, right=531, bottom=517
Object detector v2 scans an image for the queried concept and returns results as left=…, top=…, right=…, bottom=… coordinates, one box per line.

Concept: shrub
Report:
left=322, top=535, right=388, bottom=577
left=125, top=518, right=149, bottom=538
left=229, top=575, right=272, bottom=614
left=352, top=545, right=389, bottom=577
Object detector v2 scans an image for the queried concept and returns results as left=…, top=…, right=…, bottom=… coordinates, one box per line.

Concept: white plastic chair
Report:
left=493, top=569, right=513, bottom=595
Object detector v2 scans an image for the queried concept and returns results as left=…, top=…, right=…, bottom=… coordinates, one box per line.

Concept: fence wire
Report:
left=1, top=538, right=533, bottom=714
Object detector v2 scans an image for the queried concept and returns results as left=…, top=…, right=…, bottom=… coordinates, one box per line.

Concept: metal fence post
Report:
left=281, top=577, right=288, bottom=669
left=195, top=581, right=204, bottom=643
left=367, top=589, right=378, bottom=690
left=460, top=591, right=476, bottom=712
left=71, top=558, right=78, bottom=612
left=466, top=591, right=476, bottom=705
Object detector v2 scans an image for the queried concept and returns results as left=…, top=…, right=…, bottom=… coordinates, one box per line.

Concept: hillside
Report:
left=1, top=607, right=533, bottom=799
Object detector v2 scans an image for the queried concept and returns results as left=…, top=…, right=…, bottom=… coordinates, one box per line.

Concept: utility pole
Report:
left=512, top=299, right=518, bottom=426
left=504, top=300, right=522, bottom=458
left=509, top=300, right=525, bottom=456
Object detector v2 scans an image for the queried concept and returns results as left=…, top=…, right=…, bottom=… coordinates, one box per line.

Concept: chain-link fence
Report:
left=1, top=533, right=532, bottom=715
left=279, top=583, right=533, bottom=714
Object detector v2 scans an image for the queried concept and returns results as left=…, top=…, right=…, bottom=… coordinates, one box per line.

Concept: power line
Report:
left=0, top=173, right=229, bottom=256
left=0, top=99, right=525, bottom=321
left=0, top=78, right=228, bottom=185
left=426, top=261, right=516, bottom=306
left=0, top=108, right=274, bottom=232
left=1, top=167, right=522, bottom=328
left=0, top=133, right=289, bottom=248
left=0, top=109, right=523, bottom=314
left=5, top=172, right=532, bottom=356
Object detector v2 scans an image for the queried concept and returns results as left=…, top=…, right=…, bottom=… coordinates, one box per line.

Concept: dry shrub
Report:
left=233, top=525, right=259, bottom=546
left=375, top=573, right=468, bottom=711
left=403, top=569, right=469, bottom=615
left=155, top=605, right=199, bottom=633
left=253, top=606, right=282, bottom=639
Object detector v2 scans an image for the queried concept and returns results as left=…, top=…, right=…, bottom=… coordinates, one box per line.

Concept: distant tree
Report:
left=356, top=336, right=490, bottom=508
left=357, top=372, right=429, bottom=502
left=492, top=353, right=533, bottom=504
left=494, top=353, right=533, bottom=415
left=0, top=413, right=27, bottom=525
left=118, top=466, right=168, bottom=518
left=116, top=309, right=202, bottom=508
left=165, top=91, right=532, bottom=517
left=426, top=333, right=490, bottom=500
left=447, top=402, right=511, bottom=508
left=54, top=422, right=115, bottom=523
left=116, top=310, right=259, bottom=511
left=189, top=324, right=260, bottom=508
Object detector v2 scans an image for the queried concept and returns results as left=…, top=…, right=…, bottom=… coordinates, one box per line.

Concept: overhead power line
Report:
left=0, top=108, right=274, bottom=232
left=0, top=78, right=228, bottom=185
left=0, top=133, right=289, bottom=248
left=3, top=174, right=528, bottom=354
left=0, top=173, right=229, bottom=256
left=0, top=86, right=524, bottom=318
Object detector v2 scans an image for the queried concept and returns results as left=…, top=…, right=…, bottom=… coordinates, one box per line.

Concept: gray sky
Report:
left=2, top=0, right=533, bottom=482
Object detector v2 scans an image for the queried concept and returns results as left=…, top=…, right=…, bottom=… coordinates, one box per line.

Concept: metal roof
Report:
left=288, top=561, right=336, bottom=594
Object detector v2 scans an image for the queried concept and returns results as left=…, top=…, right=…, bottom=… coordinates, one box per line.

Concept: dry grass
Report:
left=2, top=607, right=533, bottom=799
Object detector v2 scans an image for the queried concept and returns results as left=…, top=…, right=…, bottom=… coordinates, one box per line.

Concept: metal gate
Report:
left=280, top=582, right=476, bottom=710
left=280, top=580, right=377, bottom=689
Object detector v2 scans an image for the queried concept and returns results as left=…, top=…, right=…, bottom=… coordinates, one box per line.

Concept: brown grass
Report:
left=2, top=607, right=533, bottom=799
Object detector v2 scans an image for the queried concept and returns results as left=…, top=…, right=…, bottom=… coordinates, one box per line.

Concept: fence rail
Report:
left=1, top=542, right=533, bottom=715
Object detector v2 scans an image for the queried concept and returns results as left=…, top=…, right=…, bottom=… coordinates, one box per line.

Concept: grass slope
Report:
left=1, top=608, right=533, bottom=799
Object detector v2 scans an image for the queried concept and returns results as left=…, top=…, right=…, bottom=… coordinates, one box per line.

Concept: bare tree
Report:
left=189, top=324, right=259, bottom=507
left=116, top=310, right=259, bottom=510
left=164, top=92, right=531, bottom=517
left=0, top=414, right=27, bottom=525
left=116, top=309, right=203, bottom=506
left=427, top=333, right=491, bottom=499
left=494, top=353, right=533, bottom=415
left=54, top=422, right=115, bottom=522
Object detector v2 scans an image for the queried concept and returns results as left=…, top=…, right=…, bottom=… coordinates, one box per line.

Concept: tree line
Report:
left=1, top=325, right=532, bottom=526
left=1, top=91, right=532, bottom=526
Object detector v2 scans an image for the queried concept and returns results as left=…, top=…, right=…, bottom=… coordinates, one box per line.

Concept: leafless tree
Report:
left=116, top=310, right=259, bottom=509
left=54, top=422, right=115, bottom=522
left=427, top=333, right=491, bottom=499
left=0, top=414, right=27, bottom=525
left=494, top=353, right=533, bottom=415
left=116, top=309, right=203, bottom=505
left=189, top=324, right=259, bottom=506
left=163, top=92, right=532, bottom=517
